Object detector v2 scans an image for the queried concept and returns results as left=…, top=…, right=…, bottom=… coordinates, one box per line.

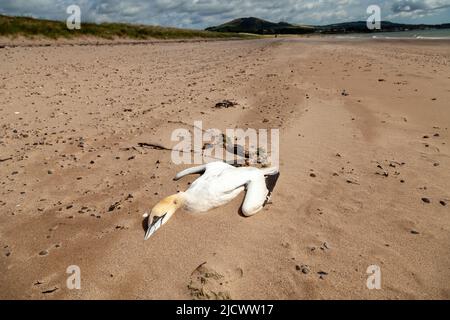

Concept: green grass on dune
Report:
left=0, top=14, right=255, bottom=40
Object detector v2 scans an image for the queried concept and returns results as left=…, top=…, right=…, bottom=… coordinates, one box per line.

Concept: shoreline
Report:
left=2, top=34, right=450, bottom=49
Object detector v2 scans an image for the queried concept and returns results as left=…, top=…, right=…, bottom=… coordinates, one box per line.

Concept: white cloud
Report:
left=0, top=0, right=449, bottom=28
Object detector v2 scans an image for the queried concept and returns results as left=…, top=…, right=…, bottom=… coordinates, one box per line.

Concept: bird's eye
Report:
left=173, top=200, right=178, bottom=205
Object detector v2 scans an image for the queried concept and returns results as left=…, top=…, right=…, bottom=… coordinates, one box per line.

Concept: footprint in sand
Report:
left=187, top=262, right=243, bottom=300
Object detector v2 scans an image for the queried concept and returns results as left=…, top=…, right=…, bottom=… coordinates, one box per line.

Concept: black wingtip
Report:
left=264, top=172, right=280, bottom=207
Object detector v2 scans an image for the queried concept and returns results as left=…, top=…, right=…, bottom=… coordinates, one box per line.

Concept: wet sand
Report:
left=0, top=37, right=449, bottom=299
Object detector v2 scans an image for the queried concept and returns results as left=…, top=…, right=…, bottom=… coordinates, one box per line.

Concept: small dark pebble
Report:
left=440, top=201, right=447, bottom=206
left=214, top=100, right=237, bottom=109
left=39, top=250, right=49, bottom=256
left=421, top=198, right=431, bottom=204
left=411, top=230, right=420, bottom=235
left=296, top=265, right=311, bottom=274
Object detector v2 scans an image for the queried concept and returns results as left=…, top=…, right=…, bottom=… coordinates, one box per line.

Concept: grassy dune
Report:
left=0, top=14, right=254, bottom=40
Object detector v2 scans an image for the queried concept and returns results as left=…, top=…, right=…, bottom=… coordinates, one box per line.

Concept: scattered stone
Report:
left=310, top=173, right=316, bottom=178
left=39, top=250, right=49, bottom=256
left=297, top=265, right=311, bottom=274
left=421, top=197, right=431, bottom=204
left=125, top=194, right=134, bottom=200
left=411, top=230, right=420, bottom=235
left=47, top=170, right=53, bottom=175
left=214, top=100, right=237, bottom=109
left=440, top=201, right=447, bottom=207
left=108, top=201, right=121, bottom=212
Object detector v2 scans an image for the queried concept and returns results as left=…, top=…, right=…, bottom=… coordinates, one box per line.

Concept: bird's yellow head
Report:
left=144, top=193, right=185, bottom=240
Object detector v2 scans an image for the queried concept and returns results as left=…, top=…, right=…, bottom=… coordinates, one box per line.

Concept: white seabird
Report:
left=144, top=161, right=280, bottom=240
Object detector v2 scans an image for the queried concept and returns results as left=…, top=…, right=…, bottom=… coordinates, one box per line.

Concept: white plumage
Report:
left=144, top=161, right=280, bottom=240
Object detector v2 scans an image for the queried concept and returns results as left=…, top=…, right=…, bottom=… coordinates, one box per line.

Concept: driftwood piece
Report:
left=137, top=142, right=171, bottom=151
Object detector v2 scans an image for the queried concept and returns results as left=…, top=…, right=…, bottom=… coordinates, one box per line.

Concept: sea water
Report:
left=335, top=28, right=450, bottom=40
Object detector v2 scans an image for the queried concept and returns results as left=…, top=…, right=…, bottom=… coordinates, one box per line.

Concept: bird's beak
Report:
left=144, top=213, right=167, bottom=240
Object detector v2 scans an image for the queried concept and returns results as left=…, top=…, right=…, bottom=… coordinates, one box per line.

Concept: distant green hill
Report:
left=316, top=21, right=450, bottom=33
left=0, top=14, right=253, bottom=40
left=206, top=17, right=450, bottom=35
left=205, top=17, right=314, bottom=35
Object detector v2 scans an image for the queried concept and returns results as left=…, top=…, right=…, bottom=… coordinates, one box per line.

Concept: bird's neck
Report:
left=174, top=192, right=187, bottom=210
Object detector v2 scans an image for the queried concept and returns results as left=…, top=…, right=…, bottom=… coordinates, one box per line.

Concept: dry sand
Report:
left=0, top=37, right=449, bottom=299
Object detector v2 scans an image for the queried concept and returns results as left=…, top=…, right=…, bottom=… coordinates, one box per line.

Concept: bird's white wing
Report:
left=174, top=164, right=207, bottom=181
left=174, top=162, right=233, bottom=181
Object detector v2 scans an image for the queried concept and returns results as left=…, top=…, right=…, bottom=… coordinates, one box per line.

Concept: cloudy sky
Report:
left=1, top=0, right=449, bottom=28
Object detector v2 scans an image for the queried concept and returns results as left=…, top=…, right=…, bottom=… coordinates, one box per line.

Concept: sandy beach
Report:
left=0, top=37, right=449, bottom=299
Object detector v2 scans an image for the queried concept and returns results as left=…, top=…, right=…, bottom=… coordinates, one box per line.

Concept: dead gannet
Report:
left=144, top=161, right=280, bottom=240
